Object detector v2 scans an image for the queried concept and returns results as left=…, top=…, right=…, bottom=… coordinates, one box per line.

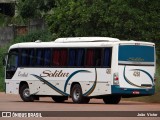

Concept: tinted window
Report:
left=21, top=49, right=28, bottom=66
left=28, top=49, right=35, bottom=66
left=20, top=49, right=35, bottom=67
left=68, top=48, right=85, bottom=67
left=86, top=48, right=94, bottom=66
left=118, top=45, right=154, bottom=62
left=20, top=48, right=51, bottom=67
left=7, top=49, right=19, bottom=71
left=52, top=49, right=68, bottom=66
left=85, top=48, right=102, bottom=67
left=95, top=49, right=102, bottom=66
left=36, top=49, right=44, bottom=66
left=76, top=49, right=85, bottom=66
left=103, top=48, right=112, bottom=67
left=44, top=49, right=51, bottom=66
left=68, top=49, right=76, bottom=66
left=6, top=49, right=19, bottom=79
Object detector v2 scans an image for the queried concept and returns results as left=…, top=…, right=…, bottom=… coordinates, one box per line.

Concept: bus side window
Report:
left=76, top=48, right=85, bottom=67
left=103, top=48, right=112, bottom=67
left=52, top=49, right=67, bottom=67
left=44, top=49, right=51, bottom=66
left=86, top=49, right=94, bottom=67
left=21, top=49, right=29, bottom=66
left=69, top=49, right=76, bottom=66
left=94, top=48, right=102, bottom=66
left=36, top=49, right=44, bottom=66
left=52, top=49, right=60, bottom=66
left=60, top=49, right=68, bottom=66
left=29, top=49, right=35, bottom=66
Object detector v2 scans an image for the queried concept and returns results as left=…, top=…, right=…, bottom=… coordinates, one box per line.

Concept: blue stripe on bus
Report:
left=118, top=45, right=154, bottom=62
left=31, top=69, right=97, bottom=97
left=111, top=85, right=155, bottom=95
left=64, top=70, right=91, bottom=93
left=123, top=66, right=154, bottom=88
left=83, top=68, right=97, bottom=96
left=31, top=74, right=69, bottom=96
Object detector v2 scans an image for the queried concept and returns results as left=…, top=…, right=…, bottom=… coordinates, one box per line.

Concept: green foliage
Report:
left=0, top=13, right=13, bottom=27
left=13, top=30, right=52, bottom=43
left=0, top=46, right=9, bottom=91
left=17, top=0, right=56, bottom=18
left=0, top=14, right=5, bottom=26
left=19, top=0, right=37, bottom=19
left=46, top=0, right=160, bottom=42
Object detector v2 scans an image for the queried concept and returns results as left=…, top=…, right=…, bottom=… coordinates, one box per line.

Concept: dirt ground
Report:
left=0, top=92, right=159, bottom=120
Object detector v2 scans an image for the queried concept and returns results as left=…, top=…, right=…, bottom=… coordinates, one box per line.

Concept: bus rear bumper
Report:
left=111, top=85, right=155, bottom=97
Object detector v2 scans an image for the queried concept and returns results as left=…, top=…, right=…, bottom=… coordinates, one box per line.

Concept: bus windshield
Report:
left=7, top=50, right=19, bottom=71
left=6, top=49, right=19, bottom=79
left=118, top=45, right=155, bottom=65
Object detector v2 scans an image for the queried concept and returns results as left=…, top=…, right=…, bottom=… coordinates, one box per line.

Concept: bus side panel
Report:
left=9, top=67, right=112, bottom=97
left=29, top=81, right=66, bottom=96
left=5, top=80, right=19, bottom=94
left=11, top=68, right=96, bottom=96
left=91, top=68, right=111, bottom=96
left=118, top=65, right=155, bottom=88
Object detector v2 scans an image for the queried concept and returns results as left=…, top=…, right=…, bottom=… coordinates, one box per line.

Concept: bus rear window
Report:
left=118, top=45, right=155, bottom=65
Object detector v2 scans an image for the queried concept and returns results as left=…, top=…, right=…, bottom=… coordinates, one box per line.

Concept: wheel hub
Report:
left=23, top=88, right=30, bottom=98
left=73, top=89, right=80, bottom=100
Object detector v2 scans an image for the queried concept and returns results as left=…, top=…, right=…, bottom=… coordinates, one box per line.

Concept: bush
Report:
left=0, top=46, right=9, bottom=91
left=14, top=30, right=52, bottom=43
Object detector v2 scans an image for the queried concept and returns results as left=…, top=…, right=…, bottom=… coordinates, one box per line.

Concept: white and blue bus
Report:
left=4, top=37, right=156, bottom=104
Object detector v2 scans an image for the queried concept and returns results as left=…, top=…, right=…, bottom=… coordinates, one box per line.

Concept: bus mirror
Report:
left=3, top=58, right=6, bottom=66
left=2, top=53, right=7, bottom=66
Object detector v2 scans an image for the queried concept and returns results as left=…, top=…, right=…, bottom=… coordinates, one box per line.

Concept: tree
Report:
left=17, top=0, right=56, bottom=18
left=46, top=0, right=160, bottom=42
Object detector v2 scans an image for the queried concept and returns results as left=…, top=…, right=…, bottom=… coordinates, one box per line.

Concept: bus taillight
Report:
left=113, top=73, right=119, bottom=85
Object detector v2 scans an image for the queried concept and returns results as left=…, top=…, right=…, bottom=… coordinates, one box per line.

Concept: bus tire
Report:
left=103, top=95, right=121, bottom=104
left=71, top=84, right=84, bottom=104
left=19, top=84, right=34, bottom=102
left=51, top=96, right=68, bottom=103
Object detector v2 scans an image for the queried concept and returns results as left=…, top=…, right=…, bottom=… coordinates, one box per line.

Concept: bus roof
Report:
left=54, top=37, right=120, bottom=43
left=9, top=37, right=155, bottom=50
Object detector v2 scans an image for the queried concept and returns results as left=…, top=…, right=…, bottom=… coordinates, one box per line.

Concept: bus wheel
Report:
left=19, top=84, right=34, bottom=102
left=52, top=96, right=68, bottom=103
left=103, top=95, right=121, bottom=104
left=71, top=84, right=84, bottom=103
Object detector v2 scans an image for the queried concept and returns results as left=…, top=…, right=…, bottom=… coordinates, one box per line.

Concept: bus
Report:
left=4, top=37, right=156, bottom=104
